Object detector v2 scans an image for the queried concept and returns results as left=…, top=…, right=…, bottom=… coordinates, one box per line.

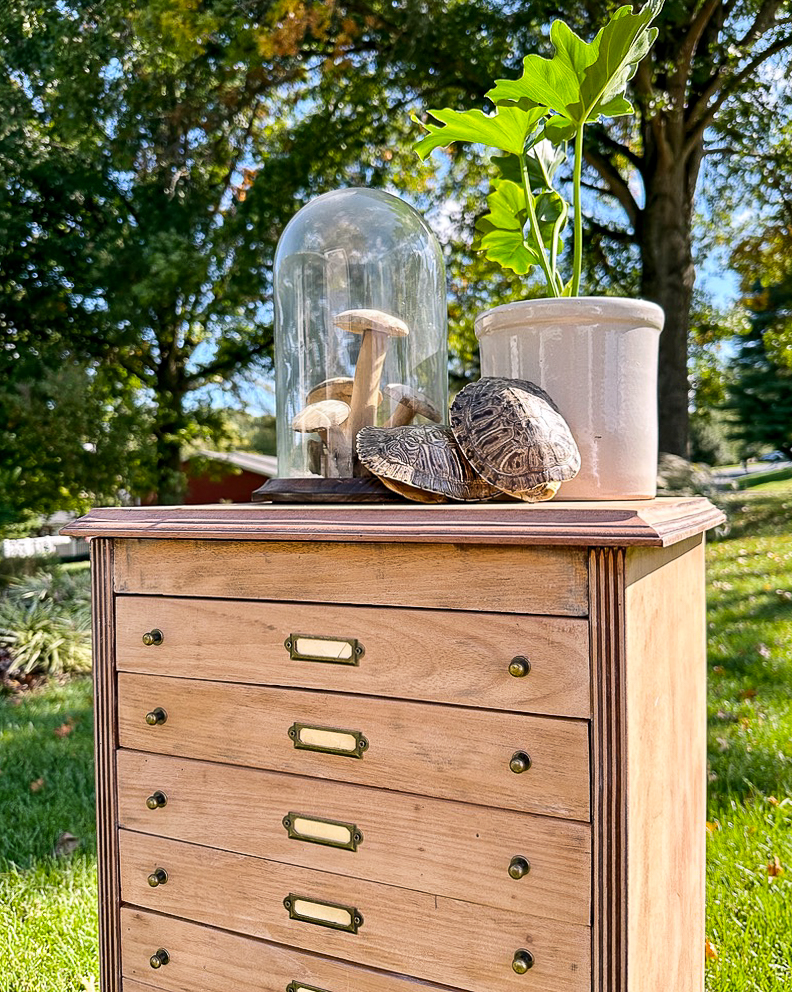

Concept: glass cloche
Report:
left=262, top=187, right=447, bottom=499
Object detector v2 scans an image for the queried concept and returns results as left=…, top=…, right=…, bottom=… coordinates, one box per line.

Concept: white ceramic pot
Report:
left=475, top=297, right=664, bottom=500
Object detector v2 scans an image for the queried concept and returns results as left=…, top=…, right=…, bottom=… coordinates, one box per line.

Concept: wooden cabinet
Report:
left=64, top=498, right=723, bottom=992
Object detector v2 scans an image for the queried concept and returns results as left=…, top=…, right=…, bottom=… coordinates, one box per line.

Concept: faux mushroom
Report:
left=292, top=399, right=352, bottom=478
left=306, top=376, right=382, bottom=408
left=334, top=309, right=409, bottom=445
left=382, top=383, right=442, bottom=429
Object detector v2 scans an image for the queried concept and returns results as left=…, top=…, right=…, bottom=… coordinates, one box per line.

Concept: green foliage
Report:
left=727, top=282, right=792, bottom=462
left=413, top=0, right=663, bottom=296
left=0, top=570, right=91, bottom=677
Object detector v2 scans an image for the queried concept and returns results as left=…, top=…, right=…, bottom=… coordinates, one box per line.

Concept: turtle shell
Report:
left=356, top=424, right=501, bottom=502
left=450, top=377, right=580, bottom=501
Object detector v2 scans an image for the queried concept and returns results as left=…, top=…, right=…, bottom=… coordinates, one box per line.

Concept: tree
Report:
left=2, top=0, right=545, bottom=504
left=727, top=279, right=792, bottom=459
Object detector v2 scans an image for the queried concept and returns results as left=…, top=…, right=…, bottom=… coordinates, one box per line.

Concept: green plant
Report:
left=0, top=569, right=91, bottom=677
left=413, top=0, right=663, bottom=297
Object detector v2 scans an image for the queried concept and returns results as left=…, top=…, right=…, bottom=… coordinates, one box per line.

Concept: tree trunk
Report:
left=153, top=339, right=187, bottom=504
left=638, top=118, right=704, bottom=459
left=639, top=158, right=698, bottom=457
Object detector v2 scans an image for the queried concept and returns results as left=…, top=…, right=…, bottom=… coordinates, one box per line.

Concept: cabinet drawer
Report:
left=123, top=907, right=509, bottom=992
left=116, top=597, right=591, bottom=717
left=114, top=539, right=589, bottom=616
left=117, top=751, right=591, bottom=924
left=118, top=674, right=590, bottom=819
left=120, top=832, right=590, bottom=992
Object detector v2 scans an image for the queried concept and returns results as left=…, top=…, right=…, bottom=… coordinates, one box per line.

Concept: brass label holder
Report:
left=284, top=633, right=364, bottom=666
left=283, top=894, right=363, bottom=933
left=282, top=812, right=363, bottom=852
left=288, top=722, right=368, bottom=758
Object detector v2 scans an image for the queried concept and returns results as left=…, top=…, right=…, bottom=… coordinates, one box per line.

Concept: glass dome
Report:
left=273, top=187, right=447, bottom=484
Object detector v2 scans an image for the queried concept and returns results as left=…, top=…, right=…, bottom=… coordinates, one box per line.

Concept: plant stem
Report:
left=571, top=124, right=584, bottom=296
left=520, top=157, right=559, bottom=298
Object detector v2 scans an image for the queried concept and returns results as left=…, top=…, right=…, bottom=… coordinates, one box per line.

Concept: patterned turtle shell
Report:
left=450, top=377, right=580, bottom=501
left=355, top=424, right=501, bottom=502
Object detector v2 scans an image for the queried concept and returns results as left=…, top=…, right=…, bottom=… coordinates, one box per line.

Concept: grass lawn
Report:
left=0, top=492, right=791, bottom=991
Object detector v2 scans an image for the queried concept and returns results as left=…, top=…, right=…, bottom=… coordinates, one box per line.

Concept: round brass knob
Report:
left=146, top=791, right=167, bottom=810
left=147, top=867, right=168, bottom=887
left=512, top=949, right=534, bottom=974
left=145, top=707, right=168, bottom=726
left=142, top=629, right=164, bottom=647
left=508, top=856, right=531, bottom=879
left=509, top=751, right=532, bottom=774
left=508, top=656, right=531, bottom=678
left=149, top=948, right=170, bottom=969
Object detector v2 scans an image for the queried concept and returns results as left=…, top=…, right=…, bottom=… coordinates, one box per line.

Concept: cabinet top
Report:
left=63, top=497, right=725, bottom=548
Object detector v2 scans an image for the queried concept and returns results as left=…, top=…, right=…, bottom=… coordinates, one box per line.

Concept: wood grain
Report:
left=91, top=539, right=121, bottom=992
left=63, top=497, right=726, bottom=547
left=624, top=536, right=706, bottom=992
left=116, top=750, right=591, bottom=924
left=589, top=547, right=627, bottom=992
left=119, top=831, right=591, bottom=992
left=117, top=674, right=591, bottom=819
left=115, top=597, right=591, bottom=717
left=121, top=907, right=510, bottom=992
left=113, top=539, right=589, bottom=616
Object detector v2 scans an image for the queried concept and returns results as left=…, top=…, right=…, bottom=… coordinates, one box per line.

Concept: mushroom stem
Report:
left=347, top=329, right=388, bottom=444
left=326, top=426, right=353, bottom=477
left=384, top=397, right=418, bottom=429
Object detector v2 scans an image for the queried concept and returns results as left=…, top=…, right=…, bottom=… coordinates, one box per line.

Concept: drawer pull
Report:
left=509, top=751, right=532, bottom=774
left=288, top=722, right=368, bottom=758
left=145, top=707, right=168, bottom=726
left=142, top=629, right=164, bottom=647
left=284, top=894, right=363, bottom=933
left=147, top=867, right=168, bottom=887
left=287, top=984, right=331, bottom=992
left=512, top=949, right=534, bottom=974
left=146, top=791, right=168, bottom=810
left=149, top=948, right=170, bottom=969
left=508, top=856, right=531, bottom=879
left=283, top=812, right=363, bottom=851
left=508, top=656, right=531, bottom=678
left=285, top=634, right=364, bottom=666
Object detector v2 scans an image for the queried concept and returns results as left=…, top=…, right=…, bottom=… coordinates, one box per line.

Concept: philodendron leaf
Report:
left=413, top=104, right=546, bottom=158
left=486, top=0, right=663, bottom=128
left=493, top=140, right=567, bottom=192
left=475, top=179, right=568, bottom=276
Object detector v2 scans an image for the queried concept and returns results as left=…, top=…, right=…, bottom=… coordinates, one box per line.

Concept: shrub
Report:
left=0, top=568, right=91, bottom=676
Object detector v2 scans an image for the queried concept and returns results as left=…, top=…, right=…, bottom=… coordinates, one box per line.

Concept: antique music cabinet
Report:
left=64, top=498, right=723, bottom=992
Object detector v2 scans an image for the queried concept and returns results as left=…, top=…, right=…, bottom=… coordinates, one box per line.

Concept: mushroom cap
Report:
left=450, top=377, right=580, bottom=500
left=306, top=377, right=381, bottom=407
left=292, top=399, right=350, bottom=433
left=382, top=383, right=442, bottom=422
left=356, top=424, right=501, bottom=502
left=334, top=308, right=409, bottom=338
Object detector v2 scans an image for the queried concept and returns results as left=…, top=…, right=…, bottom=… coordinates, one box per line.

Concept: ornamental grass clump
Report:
left=413, top=0, right=663, bottom=297
left=0, top=568, right=91, bottom=677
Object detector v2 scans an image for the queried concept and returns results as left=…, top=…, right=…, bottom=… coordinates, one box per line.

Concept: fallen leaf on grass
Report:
left=705, top=940, right=718, bottom=961
left=29, top=777, right=45, bottom=792
left=738, top=687, right=758, bottom=700
left=706, top=821, right=719, bottom=835
left=54, top=718, right=76, bottom=738
left=767, top=856, right=784, bottom=878
left=54, top=832, right=80, bottom=857
left=768, top=796, right=780, bottom=807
